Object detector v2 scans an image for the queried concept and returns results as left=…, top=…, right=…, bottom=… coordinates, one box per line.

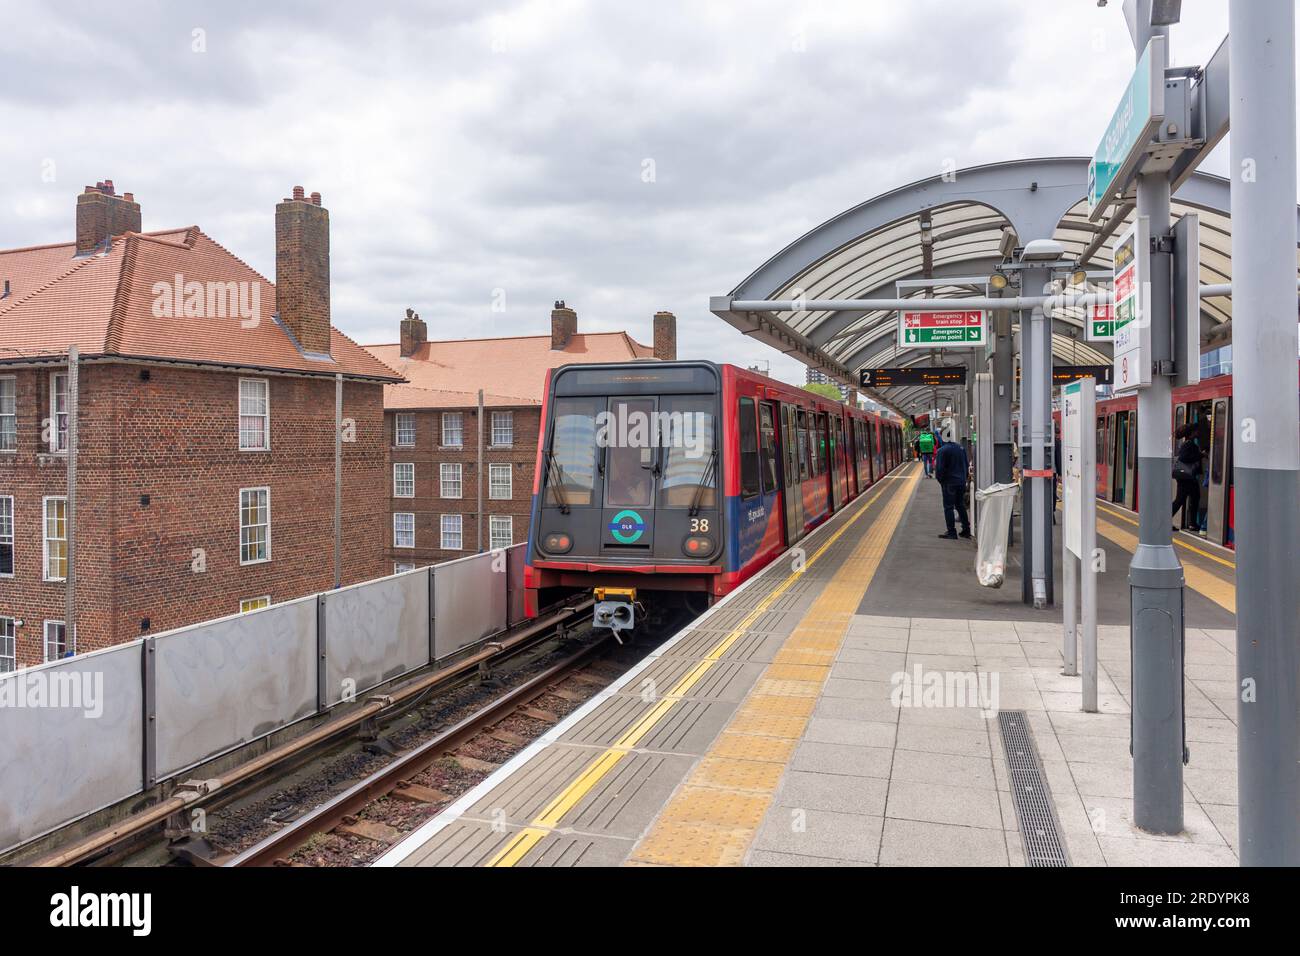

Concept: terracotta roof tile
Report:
left=384, top=383, right=540, bottom=409
left=365, top=331, right=655, bottom=407
left=0, top=228, right=401, bottom=381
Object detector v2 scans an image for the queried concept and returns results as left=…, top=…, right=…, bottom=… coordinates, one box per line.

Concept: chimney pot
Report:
left=292, top=185, right=305, bottom=200
left=310, top=191, right=321, bottom=206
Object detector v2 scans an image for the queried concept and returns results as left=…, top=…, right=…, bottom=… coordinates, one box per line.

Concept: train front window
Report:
left=659, top=396, right=716, bottom=509
left=605, top=398, right=656, bottom=508
left=545, top=397, right=600, bottom=507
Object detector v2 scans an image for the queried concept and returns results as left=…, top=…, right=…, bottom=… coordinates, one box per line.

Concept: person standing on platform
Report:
left=917, top=429, right=936, bottom=477
left=1172, top=422, right=1205, bottom=534
left=934, top=434, right=971, bottom=539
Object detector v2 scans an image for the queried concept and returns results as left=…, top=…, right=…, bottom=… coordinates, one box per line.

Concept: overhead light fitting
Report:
left=989, top=273, right=1009, bottom=291
left=1020, top=238, right=1067, bottom=263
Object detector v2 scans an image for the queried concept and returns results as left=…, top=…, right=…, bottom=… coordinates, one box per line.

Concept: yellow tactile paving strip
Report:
left=485, top=465, right=919, bottom=867
left=627, top=467, right=920, bottom=866
left=1093, top=512, right=1236, bottom=613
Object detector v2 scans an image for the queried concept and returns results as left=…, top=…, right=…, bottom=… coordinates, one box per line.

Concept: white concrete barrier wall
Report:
left=2, top=547, right=527, bottom=853
left=0, top=641, right=144, bottom=850
left=434, top=550, right=508, bottom=660
left=324, top=567, right=430, bottom=707
left=154, top=596, right=318, bottom=778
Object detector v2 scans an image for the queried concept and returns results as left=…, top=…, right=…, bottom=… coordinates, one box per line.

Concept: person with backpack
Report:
left=917, top=429, right=936, bottom=477
left=1172, top=422, right=1205, bottom=534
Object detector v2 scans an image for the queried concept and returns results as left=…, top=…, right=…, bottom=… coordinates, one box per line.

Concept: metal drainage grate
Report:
left=997, top=710, right=1070, bottom=867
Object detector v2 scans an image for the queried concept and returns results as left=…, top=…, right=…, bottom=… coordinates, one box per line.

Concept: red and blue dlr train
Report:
left=523, top=361, right=904, bottom=627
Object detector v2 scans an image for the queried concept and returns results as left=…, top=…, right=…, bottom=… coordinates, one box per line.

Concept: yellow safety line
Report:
left=484, top=464, right=919, bottom=866
left=629, top=466, right=920, bottom=865
left=1095, top=501, right=1236, bottom=570
left=1095, top=516, right=1236, bottom=614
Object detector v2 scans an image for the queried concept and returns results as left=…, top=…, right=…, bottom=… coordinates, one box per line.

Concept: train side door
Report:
left=828, top=415, right=843, bottom=511
left=1122, top=410, right=1138, bottom=510
left=780, top=403, right=804, bottom=544
left=1206, top=397, right=1232, bottom=545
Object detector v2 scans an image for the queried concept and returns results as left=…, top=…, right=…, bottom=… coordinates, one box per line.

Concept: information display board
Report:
left=1112, top=216, right=1152, bottom=391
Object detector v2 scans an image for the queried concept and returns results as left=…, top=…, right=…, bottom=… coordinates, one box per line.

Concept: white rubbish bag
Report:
left=974, top=482, right=1020, bottom=588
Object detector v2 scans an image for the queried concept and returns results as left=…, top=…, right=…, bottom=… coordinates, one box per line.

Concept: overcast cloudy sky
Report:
left=0, top=0, right=1281, bottom=384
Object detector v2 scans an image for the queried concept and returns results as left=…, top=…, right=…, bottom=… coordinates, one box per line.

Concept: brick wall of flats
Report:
left=0, top=362, right=387, bottom=668
left=383, top=405, right=540, bottom=570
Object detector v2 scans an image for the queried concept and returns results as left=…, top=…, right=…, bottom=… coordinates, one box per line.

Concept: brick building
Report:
left=364, top=303, right=675, bottom=569
left=0, top=182, right=400, bottom=669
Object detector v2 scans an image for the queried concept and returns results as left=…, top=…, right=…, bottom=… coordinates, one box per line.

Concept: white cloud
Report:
left=0, top=0, right=1287, bottom=387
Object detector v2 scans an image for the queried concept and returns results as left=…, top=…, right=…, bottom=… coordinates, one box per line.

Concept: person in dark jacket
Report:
left=1172, top=422, right=1205, bottom=533
left=933, top=434, right=971, bottom=539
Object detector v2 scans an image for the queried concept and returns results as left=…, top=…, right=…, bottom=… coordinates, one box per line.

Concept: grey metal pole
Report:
left=992, top=309, right=1014, bottom=484
left=1063, top=541, right=1078, bottom=675
left=477, top=388, right=485, bottom=554
left=65, top=346, right=78, bottom=653
left=334, top=373, right=342, bottom=589
left=1228, top=0, right=1300, bottom=866
left=1020, top=266, right=1052, bottom=608
left=1128, top=11, right=1184, bottom=835
left=1082, top=377, right=1098, bottom=713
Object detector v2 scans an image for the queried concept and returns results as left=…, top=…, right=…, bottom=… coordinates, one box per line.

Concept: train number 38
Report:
left=690, top=518, right=710, bottom=532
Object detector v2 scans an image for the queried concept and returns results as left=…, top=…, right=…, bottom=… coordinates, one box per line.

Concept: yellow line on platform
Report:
left=627, top=467, right=920, bottom=866
left=1095, top=516, right=1236, bottom=614
left=484, top=464, right=919, bottom=867
left=1095, top=502, right=1236, bottom=570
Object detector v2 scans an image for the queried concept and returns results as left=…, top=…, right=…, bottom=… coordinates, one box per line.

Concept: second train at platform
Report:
left=522, top=361, right=905, bottom=631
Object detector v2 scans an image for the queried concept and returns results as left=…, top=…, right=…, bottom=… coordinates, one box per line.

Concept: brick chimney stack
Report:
left=275, top=185, right=332, bottom=355
left=653, top=310, right=677, bottom=361
left=551, top=300, right=577, bottom=351
left=400, top=307, right=427, bottom=358
left=76, top=180, right=141, bottom=255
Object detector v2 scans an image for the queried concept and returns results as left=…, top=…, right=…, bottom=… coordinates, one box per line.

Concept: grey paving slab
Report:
left=751, top=807, right=883, bottom=863
left=895, top=723, right=993, bottom=758
left=789, top=741, right=893, bottom=778
left=885, top=780, right=1004, bottom=829
left=775, top=769, right=889, bottom=816
left=803, top=716, right=897, bottom=749
left=889, top=748, right=998, bottom=791
left=746, top=849, right=871, bottom=867
left=878, top=817, right=1011, bottom=867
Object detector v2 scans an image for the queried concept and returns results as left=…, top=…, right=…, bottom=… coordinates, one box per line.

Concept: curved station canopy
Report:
left=711, top=156, right=1300, bottom=414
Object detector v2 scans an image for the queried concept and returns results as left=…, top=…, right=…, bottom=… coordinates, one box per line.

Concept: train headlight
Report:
left=543, top=532, right=573, bottom=554
left=683, top=535, right=714, bottom=557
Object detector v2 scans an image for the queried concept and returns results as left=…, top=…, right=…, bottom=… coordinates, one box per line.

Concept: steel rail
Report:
left=229, top=636, right=614, bottom=867
left=31, top=599, right=592, bottom=867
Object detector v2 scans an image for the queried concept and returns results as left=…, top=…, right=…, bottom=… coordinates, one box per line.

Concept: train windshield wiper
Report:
left=688, top=446, right=717, bottom=518
left=546, top=449, right=571, bottom=514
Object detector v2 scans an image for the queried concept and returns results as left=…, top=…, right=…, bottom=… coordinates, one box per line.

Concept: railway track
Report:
left=17, top=597, right=692, bottom=869
left=229, top=637, right=625, bottom=866
left=23, top=599, right=602, bottom=867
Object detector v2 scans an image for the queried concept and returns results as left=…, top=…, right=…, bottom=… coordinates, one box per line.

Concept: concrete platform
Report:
left=374, top=462, right=1245, bottom=868
left=859, top=472, right=1237, bottom=628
